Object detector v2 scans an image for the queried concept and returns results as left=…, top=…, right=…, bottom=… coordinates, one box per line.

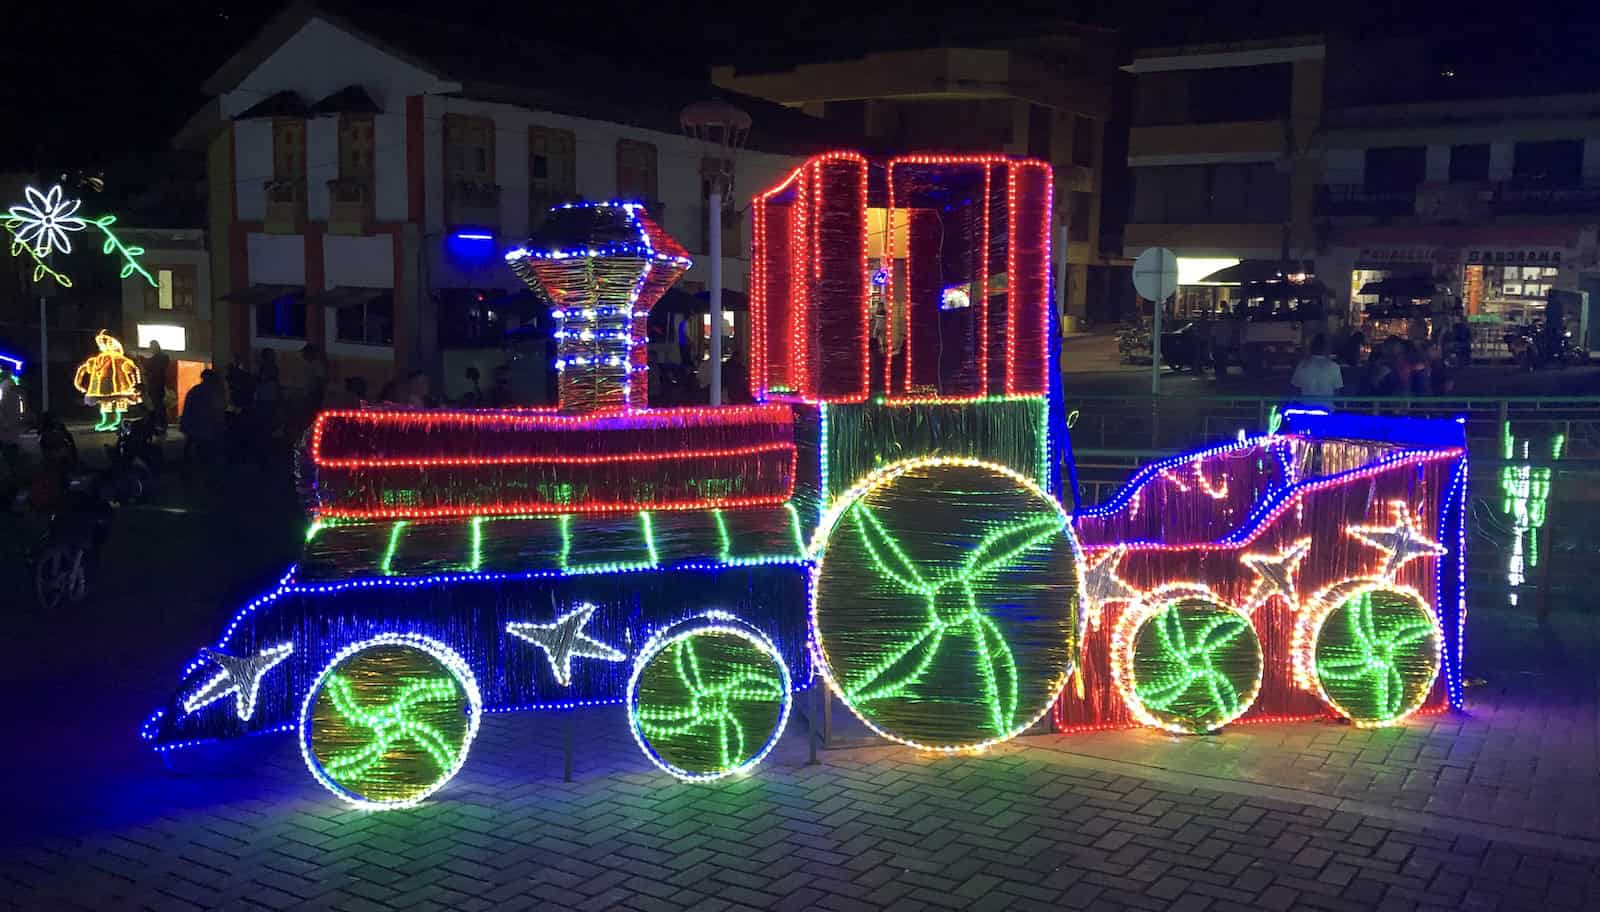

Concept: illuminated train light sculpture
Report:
left=143, top=155, right=1467, bottom=807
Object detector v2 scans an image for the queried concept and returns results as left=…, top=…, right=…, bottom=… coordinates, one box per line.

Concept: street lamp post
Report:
left=680, top=100, right=751, bottom=406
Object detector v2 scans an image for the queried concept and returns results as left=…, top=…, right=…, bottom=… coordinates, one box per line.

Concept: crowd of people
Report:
left=1292, top=318, right=1474, bottom=404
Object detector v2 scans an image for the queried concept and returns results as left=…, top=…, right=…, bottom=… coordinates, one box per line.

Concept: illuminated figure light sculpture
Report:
left=505, top=202, right=690, bottom=412
left=143, top=153, right=1467, bottom=811
left=74, top=329, right=142, bottom=431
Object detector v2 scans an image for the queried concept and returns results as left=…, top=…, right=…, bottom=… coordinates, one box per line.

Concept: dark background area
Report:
left=2, top=0, right=1598, bottom=213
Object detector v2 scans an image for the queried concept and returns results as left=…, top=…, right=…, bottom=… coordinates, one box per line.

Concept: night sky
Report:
left=3, top=0, right=1597, bottom=195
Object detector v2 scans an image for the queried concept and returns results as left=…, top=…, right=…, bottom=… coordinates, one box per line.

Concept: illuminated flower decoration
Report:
left=629, top=615, right=791, bottom=781
left=6, top=184, right=86, bottom=256
left=1129, top=598, right=1261, bottom=732
left=1314, top=587, right=1440, bottom=726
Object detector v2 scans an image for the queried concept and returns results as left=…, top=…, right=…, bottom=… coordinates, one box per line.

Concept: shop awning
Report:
left=220, top=284, right=303, bottom=307
left=304, top=286, right=389, bottom=309
left=1359, top=277, right=1438, bottom=299
left=1194, top=260, right=1315, bottom=285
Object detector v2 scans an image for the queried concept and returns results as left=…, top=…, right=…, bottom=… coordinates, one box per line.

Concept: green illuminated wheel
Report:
left=627, top=613, right=791, bottom=781
left=1312, top=583, right=1440, bottom=728
left=1114, top=589, right=1262, bottom=734
left=299, top=634, right=482, bottom=809
left=811, top=458, right=1082, bottom=752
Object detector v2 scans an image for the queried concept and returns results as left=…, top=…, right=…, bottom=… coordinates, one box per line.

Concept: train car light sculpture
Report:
left=144, top=156, right=1467, bottom=808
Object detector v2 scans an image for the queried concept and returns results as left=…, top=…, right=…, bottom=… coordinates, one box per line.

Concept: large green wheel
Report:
left=1312, top=583, right=1440, bottom=727
left=811, top=458, right=1081, bottom=751
left=1114, top=589, right=1262, bottom=734
left=299, top=634, right=481, bottom=809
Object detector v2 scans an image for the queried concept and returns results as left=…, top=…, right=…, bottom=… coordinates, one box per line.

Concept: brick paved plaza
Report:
left=4, top=612, right=1599, bottom=912
left=2, top=492, right=1598, bottom=911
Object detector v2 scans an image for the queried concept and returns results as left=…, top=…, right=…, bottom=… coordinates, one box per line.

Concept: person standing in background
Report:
left=1290, top=334, right=1343, bottom=406
left=143, top=340, right=170, bottom=430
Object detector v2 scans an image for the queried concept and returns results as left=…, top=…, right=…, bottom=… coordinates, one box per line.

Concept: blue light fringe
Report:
left=1436, top=456, right=1469, bottom=709
left=148, top=557, right=812, bottom=752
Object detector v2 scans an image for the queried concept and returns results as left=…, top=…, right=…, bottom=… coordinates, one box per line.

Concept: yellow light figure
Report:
left=74, top=329, right=142, bottom=431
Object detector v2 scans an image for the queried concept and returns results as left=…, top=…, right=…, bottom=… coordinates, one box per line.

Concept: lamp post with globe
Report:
left=679, top=100, right=751, bottom=406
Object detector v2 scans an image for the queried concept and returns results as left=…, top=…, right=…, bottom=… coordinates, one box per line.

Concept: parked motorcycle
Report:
left=17, top=416, right=148, bottom=611
left=1504, top=321, right=1587, bottom=371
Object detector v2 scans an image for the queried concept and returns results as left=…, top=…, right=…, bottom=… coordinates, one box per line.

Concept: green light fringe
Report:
left=1315, top=591, right=1436, bottom=722
left=633, top=633, right=786, bottom=775
left=320, top=675, right=459, bottom=781
left=1131, top=599, right=1260, bottom=732
left=824, top=398, right=1049, bottom=500
left=380, top=521, right=408, bottom=575
left=90, top=215, right=156, bottom=287
left=4, top=223, right=72, bottom=287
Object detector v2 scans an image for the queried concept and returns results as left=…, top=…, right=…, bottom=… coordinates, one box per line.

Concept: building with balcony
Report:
left=178, top=4, right=843, bottom=399
left=1315, top=91, right=1600, bottom=329
left=1122, top=35, right=1325, bottom=318
left=711, top=25, right=1116, bottom=326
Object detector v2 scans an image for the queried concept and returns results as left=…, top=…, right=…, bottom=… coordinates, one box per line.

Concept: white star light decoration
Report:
left=1347, top=501, right=1447, bottom=579
left=1081, top=546, right=1139, bottom=627
left=1240, top=537, right=1312, bottom=612
left=183, top=642, right=295, bottom=721
left=507, top=602, right=626, bottom=686
left=8, top=185, right=86, bottom=255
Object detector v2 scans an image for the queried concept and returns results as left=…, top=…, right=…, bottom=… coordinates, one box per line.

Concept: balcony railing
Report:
left=1319, top=180, right=1600, bottom=220
left=265, top=177, right=305, bottom=233
left=328, top=176, right=374, bottom=233
left=1495, top=180, right=1600, bottom=214
left=1315, top=185, right=1416, bottom=217
left=446, top=179, right=501, bottom=228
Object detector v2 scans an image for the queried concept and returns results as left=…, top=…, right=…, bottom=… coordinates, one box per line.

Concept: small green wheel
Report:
left=1115, top=588, right=1262, bottom=733
left=1312, top=583, right=1440, bottom=727
left=299, top=633, right=481, bottom=809
left=628, top=613, right=792, bottom=781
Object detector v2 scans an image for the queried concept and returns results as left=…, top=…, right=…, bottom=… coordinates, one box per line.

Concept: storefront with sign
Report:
left=1323, top=226, right=1595, bottom=357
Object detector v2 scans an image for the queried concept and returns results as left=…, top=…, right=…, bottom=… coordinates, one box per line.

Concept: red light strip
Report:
left=316, top=491, right=795, bottom=522
left=1026, top=160, right=1052, bottom=394
left=310, top=404, right=791, bottom=462
left=1006, top=164, right=1018, bottom=394
left=750, top=191, right=766, bottom=399
left=980, top=162, right=991, bottom=394
left=856, top=155, right=870, bottom=400
left=315, top=441, right=794, bottom=470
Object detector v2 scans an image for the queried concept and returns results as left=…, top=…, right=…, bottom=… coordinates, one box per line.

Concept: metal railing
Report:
left=1064, top=394, right=1600, bottom=613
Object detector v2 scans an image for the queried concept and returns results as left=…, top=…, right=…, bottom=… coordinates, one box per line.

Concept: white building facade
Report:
left=190, top=7, right=807, bottom=397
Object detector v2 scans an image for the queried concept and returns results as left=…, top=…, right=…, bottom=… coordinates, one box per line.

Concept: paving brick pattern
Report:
left=1042, top=672, right=1600, bottom=843
left=4, top=703, right=1599, bottom=912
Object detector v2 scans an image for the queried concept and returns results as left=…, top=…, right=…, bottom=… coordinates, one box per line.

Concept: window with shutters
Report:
left=617, top=139, right=659, bottom=202
left=529, top=127, right=577, bottom=227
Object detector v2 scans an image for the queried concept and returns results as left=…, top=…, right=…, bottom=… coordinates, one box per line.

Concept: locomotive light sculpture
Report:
left=144, top=155, right=1467, bottom=808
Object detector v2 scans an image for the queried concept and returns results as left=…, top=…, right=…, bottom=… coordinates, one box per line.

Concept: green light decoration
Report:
left=628, top=615, right=791, bottom=781
left=1499, top=422, right=1563, bottom=606
left=1314, top=587, right=1440, bottom=727
left=303, top=637, right=480, bottom=808
left=4, top=184, right=156, bottom=288
left=812, top=459, right=1081, bottom=752
left=1124, top=595, right=1262, bottom=734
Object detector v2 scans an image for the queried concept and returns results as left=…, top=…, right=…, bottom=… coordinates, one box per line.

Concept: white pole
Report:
left=709, top=188, right=723, bottom=406
left=1151, top=292, right=1163, bottom=396
left=38, top=294, right=48, bottom=413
